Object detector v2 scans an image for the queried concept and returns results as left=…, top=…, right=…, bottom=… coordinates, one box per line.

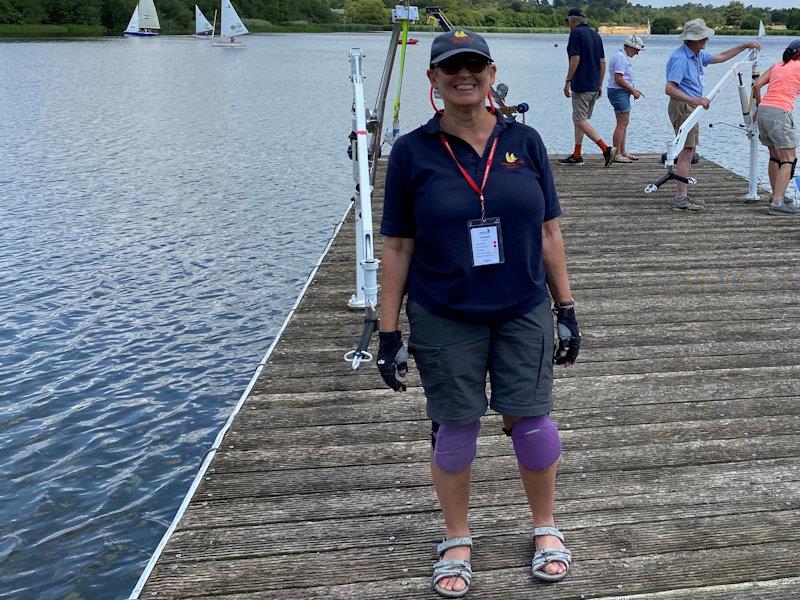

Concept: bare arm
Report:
left=614, top=73, right=642, bottom=98
left=710, top=42, right=761, bottom=64
left=564, top=55, right=580, bottom=97
left=598, top=58, right=606, bottom=96
left=379, top=236, right=414, bottom=332
left=752, top=66, right=772, bottom=104
left=542, top=218, right=573, bottom=305
left=665, top=80, right=709, bottom=108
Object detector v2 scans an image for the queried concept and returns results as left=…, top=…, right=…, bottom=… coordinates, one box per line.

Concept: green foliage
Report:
left=650, top=16, right=676, bottom=35
left=344, top=0, right=387, bottom=24
left=0, top=0, right=794, bottom=35
left=739, top=14, right=760, bottom=30
left=787, top=10, right=800, bottom=32
left=723, top=1, right=746, bottom=27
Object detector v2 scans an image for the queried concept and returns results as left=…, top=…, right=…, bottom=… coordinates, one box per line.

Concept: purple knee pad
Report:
left=433, top=420, right=481, bottom=474
left=511, top=415, right=562, bottom=471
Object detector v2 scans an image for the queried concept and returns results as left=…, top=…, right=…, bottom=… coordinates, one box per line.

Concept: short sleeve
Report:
left=612, top=54, right=625, bottom=74
left=598, top=37, right=605, bottom=59
left=699, top=51, right=714, bottom=67
left=666, top=54, right=685, bottom=85
left=567, top=30, right=580, bottom=57
left=380, top=140, right=416, bottom=238
left=528, top=131, right=561, bottom=222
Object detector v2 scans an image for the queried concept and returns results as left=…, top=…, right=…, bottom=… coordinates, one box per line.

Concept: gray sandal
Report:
left=432, top=536, right=473, bottom=598
left=531, top=526, right=572, bottom=583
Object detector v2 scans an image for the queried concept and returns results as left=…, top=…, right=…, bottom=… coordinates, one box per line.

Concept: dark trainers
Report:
left=768, top=202, right=800, bottom=216
left=784, top=196, right=796, bottom=205
left=673, top=195, right=703, bottom=212
left=603, top=146, right=617, bottom=168
left=558, top=155, right=584, bottom=165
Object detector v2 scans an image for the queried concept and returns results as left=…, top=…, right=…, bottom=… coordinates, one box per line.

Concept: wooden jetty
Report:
left=138, top=155, right=800, bottom=599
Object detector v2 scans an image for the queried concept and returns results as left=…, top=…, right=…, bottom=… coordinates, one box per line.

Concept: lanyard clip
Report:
left=479, top=195, right=486, bottom=221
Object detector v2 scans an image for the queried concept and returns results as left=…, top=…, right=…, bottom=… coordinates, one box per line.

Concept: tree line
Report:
left=1, top=0, right=798, bottom=33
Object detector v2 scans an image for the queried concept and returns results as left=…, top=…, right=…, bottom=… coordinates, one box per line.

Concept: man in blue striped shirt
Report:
left=665, top=18, right=760, bottom=211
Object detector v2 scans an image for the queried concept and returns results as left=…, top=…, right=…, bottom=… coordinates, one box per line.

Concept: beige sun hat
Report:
left=680, top=18, right=715, bottom=41
left=624, top=34, right=645, bottom=50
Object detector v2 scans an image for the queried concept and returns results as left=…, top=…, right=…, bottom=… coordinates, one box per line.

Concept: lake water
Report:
left=1, top=31, right=798, bottom=600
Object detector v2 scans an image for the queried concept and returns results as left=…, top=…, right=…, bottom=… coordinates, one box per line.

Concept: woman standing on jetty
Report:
left=607, top=34, right=646, bottom=163
left=375, top=29, right=580, bottom=598
left=753, top=39, right=800, bottom=215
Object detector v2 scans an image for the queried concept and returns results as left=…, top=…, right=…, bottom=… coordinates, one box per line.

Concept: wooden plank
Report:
left=139, top=155, right=800, bottom=599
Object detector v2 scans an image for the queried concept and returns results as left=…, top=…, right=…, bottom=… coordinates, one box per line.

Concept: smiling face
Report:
left=427, top=54, right=497, bottom=111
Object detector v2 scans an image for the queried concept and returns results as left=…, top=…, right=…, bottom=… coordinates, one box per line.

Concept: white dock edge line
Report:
left=129, top=200, right=355, bottom=599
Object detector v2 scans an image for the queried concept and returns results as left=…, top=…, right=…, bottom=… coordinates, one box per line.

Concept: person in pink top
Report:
left=752, top=39, right=800, bottom=215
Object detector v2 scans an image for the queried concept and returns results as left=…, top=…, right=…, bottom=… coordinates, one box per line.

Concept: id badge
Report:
left=467, top=217, right=504, bottom=267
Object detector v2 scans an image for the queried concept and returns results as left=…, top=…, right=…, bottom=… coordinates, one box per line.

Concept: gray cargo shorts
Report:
left=758, top=105, right=797, bottom=149
left=407, top=299, right=554, bottom=427
left=572, top=91, right=598, bottom=121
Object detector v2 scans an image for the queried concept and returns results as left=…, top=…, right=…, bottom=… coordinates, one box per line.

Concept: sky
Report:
left=632, top=0, right=795, bottom=8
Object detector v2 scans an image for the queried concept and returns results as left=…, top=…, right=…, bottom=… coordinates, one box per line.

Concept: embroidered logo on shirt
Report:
left=502, top=152, right=524, bottom=168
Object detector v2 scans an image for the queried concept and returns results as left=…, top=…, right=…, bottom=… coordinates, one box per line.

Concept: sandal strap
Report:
left=433, top=559, right=473, bottom=586
left=436, top=536, right=473, bottom=556
left=533, top=526, right=564, bottom=541
left=532, top=547, right=573, bottom=571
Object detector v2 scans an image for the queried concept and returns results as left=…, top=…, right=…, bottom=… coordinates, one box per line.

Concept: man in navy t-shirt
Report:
left=559, top=7, right=616, bottom=167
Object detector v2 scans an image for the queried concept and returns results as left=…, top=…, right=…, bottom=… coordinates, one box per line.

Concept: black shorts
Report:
left=407, top=300, right=554, bottom=426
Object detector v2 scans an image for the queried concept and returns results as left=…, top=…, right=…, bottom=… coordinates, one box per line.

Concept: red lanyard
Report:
left=439, top=133, right=499, bottom=221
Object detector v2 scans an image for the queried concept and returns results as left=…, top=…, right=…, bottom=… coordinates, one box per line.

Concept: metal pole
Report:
left=348, top=49, right=379, bottom=311
left=369, top=24, right=402, bottom=186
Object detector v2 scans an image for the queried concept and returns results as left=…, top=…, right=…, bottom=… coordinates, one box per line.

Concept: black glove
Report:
left=377, top=330, right=409, bottom=391
left=553, top=305, right=581, bottom=366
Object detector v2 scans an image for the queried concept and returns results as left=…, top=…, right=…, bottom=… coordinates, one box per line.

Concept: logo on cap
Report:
left=453, top=30, right=469, bottom=41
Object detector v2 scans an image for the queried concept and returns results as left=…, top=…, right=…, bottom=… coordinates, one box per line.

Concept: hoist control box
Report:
left=392, top=5, right=419, bottom=23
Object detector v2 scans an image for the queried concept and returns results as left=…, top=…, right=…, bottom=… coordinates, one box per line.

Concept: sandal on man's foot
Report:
left=432, top=537, right=473, bottom=598
left=531, top=526, right=572, bottom=583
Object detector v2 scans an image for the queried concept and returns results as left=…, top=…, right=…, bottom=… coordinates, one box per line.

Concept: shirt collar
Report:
left=422, top=109, right=510, bottom=135
left=681, top=43, right=701, bottom=58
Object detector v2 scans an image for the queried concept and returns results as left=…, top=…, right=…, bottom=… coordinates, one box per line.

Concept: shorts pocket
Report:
left=408, top=342, right=446, bottom=393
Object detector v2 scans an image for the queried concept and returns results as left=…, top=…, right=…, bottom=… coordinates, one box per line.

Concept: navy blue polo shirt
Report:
left=380, top=111, right=561, bottom=323
left=567, top=23, right=605, bottom=93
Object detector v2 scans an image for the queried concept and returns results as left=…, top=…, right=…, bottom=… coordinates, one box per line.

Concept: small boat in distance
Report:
left=211, top=0, right=248, bottom=47
left=194, top=5, right=214, bottom=38
left=124, top=0, right=160, bottom=37
left=397, top=38, right=419, bottom=45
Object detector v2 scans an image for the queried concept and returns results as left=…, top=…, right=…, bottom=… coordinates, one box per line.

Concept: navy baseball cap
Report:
left=567, top=7, right=585, bottom=17
left=430, top=29, right=492, bottom=67
left=788, top=38, right=800, bottom=52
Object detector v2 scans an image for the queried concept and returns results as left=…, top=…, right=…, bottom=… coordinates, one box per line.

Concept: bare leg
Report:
left=573, top=120, right=585, bottom=146
left=577, top=119, right=601, bottom=144
left=675, top=146, right=694, bottom=198
left=618, top=112, right=630, bottom=157
left=503, top=415, right=567, bottom=577
left=612, top=112, right=627, bottom=153
left=772, top=147, right=797, bottom=205
left=768, top=148, right=779, bottom=198
left=431, top=454, right=471, bottom=593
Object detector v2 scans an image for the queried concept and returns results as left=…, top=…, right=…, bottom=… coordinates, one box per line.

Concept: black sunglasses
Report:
left=436, top=58, right=491, bottom=75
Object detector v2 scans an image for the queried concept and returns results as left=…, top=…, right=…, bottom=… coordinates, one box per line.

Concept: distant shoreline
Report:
left=1, top=22, right=797, bottom=39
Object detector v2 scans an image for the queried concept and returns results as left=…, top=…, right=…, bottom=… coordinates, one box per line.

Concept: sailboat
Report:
left=194, top=5, right=214, bottom=38
left=124, top=0, right=160, bottom=37
left=211, top=0, right=248, bottom=47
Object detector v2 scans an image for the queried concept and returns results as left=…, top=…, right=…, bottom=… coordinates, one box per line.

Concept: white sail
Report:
left=195, top=5, right=213, bottom=34
left=220, top=0, right=248, bottom=38
left=138, top=0, right=161, bottom=30
left=125, top=5, right=139, bottom=33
